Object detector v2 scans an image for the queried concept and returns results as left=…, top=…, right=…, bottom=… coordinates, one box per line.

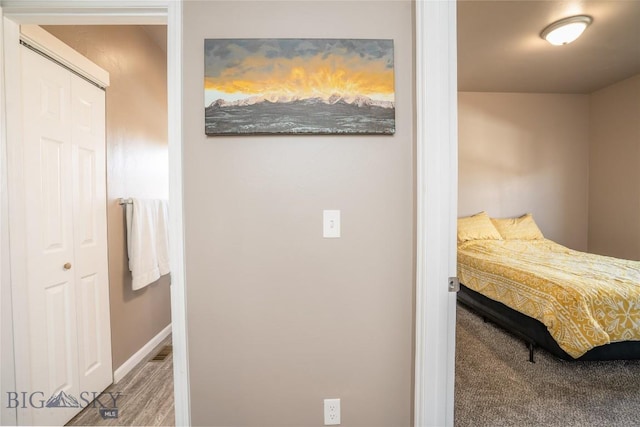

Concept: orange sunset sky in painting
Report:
left=204, top=39, right=395, bottom=107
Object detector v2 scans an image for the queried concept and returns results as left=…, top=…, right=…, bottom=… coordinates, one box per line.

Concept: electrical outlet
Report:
left=324, top=398, right=341, bottom=425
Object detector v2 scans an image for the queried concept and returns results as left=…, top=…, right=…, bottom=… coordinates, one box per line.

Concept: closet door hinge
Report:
left=448, top=277, right=460, bottom=292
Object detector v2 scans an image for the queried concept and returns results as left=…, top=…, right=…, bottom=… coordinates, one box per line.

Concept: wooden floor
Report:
left=67, top=335, right=174, bottom=426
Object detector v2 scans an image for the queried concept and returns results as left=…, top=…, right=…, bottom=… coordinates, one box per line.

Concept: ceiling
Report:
left=458, top=0, right=640, bottom=93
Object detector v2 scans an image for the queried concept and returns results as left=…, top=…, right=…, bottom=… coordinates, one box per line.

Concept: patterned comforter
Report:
left=457, top=239, right=640, bottom=358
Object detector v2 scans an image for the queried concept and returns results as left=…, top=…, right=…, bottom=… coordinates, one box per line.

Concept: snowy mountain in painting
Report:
left=325, top=94, right=394, bottom=109
left=208, top=94, right=394, bottom=110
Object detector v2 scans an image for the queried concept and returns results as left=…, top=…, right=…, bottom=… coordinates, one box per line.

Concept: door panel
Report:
left=44, top=281, right=74, bottom=393
left=21, top=45, right=112, bottom=426
left=22, top=46, right=81, bottom=427
left=79, top=274, right=99, bottom=375
left=76, top=147, right=96, bottom=246
left=71, top=75, right=112, bottom=396
left=40, top=80, right=64, bottom=120
left=40, top=138, right=66, bottom=252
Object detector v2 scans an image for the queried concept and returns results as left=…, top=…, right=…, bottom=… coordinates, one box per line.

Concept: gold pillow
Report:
left=457, top=211, right=503, bottom=243
left=491, top=213, right=545, bottom=240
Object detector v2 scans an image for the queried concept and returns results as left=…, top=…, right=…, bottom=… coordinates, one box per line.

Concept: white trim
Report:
left=0, top=2, right=190, bottom=426
left=414, top=1, right=458, bottom=427
left=166, top=1, right=191, bottom=425
left=20, top=25, right=110, bottom=88
left=113, top=323, right=172, bottom=383
left=0, top=1, right=167, bottom=25
left=0, top=6, right=19, bottom=427
left=3, top=16, right=33, bottom=426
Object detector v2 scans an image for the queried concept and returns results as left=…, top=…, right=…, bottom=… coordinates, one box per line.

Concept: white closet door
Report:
left=71, top=70, right=113, bottom=397
left=22, top=45, right=81, bottom=426
left=21, top=45, right=112, bottom=426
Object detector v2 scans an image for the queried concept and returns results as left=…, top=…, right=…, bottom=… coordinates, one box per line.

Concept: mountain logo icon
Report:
left=45, top=390, right=80, bottom=408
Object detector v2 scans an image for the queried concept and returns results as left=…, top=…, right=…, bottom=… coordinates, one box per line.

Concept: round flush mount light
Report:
left=541, top=15, right=593, bottom=46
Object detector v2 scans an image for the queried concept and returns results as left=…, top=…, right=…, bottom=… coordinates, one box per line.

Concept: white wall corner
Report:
left=167, top=1, right=191, bottom=425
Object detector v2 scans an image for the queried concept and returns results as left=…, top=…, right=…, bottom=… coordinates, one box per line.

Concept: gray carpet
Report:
left=455, top=304, right=640, bottom=427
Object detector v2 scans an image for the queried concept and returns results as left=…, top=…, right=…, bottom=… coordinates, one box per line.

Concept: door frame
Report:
left=0, top=1, right=190, bottom=426
left=414, top=1, right=458, bottom=426
left=1, top=1, right=458, bottom=426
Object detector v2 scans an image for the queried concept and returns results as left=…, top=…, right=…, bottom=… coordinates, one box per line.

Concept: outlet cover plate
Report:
left=323, top=210, right=341, bottom=238
left=324, top=398, right=340, bottom=425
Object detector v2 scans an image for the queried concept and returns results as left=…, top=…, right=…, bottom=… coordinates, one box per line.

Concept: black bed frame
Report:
left=458, top=284, right=640, bottom=362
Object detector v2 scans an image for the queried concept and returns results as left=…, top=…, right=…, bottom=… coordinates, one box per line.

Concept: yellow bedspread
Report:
left=457, top=239, right=640, bottom=358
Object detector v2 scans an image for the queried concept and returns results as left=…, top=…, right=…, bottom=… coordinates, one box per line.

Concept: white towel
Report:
left=125, top=198, right=170, bottom=290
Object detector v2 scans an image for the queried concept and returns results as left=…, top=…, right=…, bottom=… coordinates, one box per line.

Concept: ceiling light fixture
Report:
left=540, top=15, right=593, bottom=46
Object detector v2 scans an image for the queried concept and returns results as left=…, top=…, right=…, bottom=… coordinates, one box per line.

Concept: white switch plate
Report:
left=323, top=210, right=340, bottom=238
left=324, top=398, right=341, bottom=425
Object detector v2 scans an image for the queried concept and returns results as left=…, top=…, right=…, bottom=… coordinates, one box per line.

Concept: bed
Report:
left=456, top=212, right=640, bottom=362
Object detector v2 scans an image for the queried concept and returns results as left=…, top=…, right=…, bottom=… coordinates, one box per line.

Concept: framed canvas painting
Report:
left=204, top=38, right=395, bottom=135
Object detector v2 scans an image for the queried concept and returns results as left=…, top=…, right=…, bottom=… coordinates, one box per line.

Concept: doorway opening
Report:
left=1, top=5, right=189, bottom=427
left=454, top=1, right=640, bottom=426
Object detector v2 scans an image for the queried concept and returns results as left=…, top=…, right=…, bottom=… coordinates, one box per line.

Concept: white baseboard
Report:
left=113, top=323, right=172, bottom=384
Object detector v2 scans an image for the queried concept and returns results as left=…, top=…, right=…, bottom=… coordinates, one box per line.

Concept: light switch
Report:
left=323, top=210, right=341, bottom=238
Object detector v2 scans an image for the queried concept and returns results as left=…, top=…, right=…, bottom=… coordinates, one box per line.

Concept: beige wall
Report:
left=44, top=25, right=171, bottom=370
left=588, top=74, right=640, bottom=260
left=458, top=92, right=590, bottom=250
left=183, top=1, right=414, bottom=426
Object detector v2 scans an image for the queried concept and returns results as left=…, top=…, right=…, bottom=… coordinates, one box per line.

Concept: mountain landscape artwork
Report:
left=204, top=38, right=395, bottom=135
